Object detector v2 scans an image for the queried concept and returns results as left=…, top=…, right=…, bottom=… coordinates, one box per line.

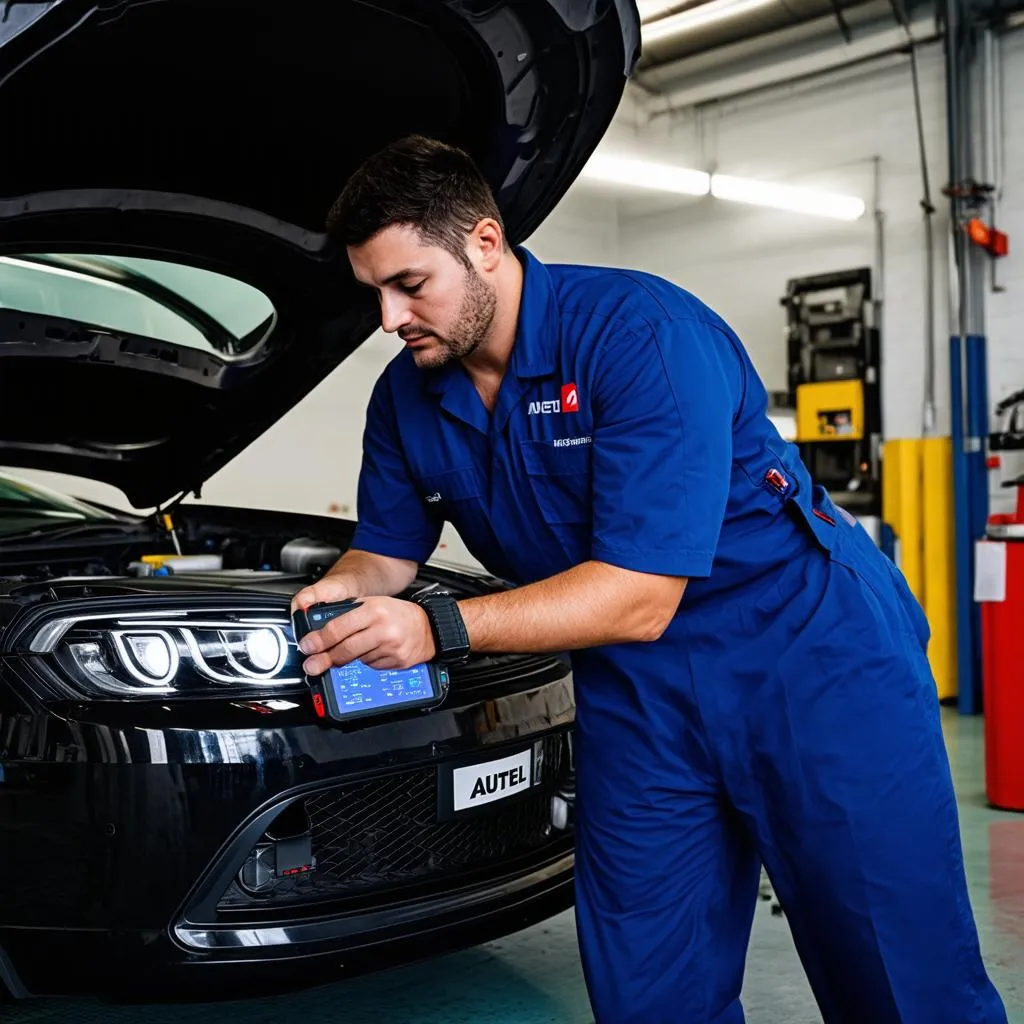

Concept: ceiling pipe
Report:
left=640, top=1, right=715, bottom=24
left=636, top=0, right=877, bottom=67
left=630, top=9, right=940, bottom=116
left=631, top=0, right=1024, bottom=115
left=636, top=0, right=899, bottom=88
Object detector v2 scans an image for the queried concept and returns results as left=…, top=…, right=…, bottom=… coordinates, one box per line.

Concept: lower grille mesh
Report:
left=218, top=732, right=569, bottom=911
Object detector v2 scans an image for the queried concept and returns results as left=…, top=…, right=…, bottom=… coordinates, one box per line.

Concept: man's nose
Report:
left=379, top=293, right=414, bottom=334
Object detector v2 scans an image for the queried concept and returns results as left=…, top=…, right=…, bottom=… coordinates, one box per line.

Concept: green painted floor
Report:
left=6, top=708, right=1023, bottom=1023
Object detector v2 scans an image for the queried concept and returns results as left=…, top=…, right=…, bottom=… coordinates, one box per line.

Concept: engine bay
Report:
left=0, top=503, right=354, bottom=586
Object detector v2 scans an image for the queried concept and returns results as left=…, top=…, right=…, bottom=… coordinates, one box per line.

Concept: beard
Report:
left=402, top=266, right=497, bottom=370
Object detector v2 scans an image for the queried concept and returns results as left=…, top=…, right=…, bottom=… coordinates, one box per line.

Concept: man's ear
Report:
left=470, top=218, right=505, bottom=272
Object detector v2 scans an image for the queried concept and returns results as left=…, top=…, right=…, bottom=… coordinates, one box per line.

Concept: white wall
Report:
left=607, top=31, right=1024, bottom=512
left=611, top=44, right=953, bottom=441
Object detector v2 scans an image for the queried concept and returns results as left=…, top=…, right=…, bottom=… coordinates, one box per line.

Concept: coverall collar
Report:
left=509, top=246, right=559, bottom=380
left=424, top=246, right=558, bottom=432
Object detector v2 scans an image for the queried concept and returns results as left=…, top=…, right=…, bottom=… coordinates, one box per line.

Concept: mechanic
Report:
left=291, top=135, right=1006, bottom=1024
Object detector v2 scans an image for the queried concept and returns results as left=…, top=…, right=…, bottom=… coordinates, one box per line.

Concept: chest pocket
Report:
left=521, top=441, right=592, bottom=526
left=416, top=465, right=485, bottom=531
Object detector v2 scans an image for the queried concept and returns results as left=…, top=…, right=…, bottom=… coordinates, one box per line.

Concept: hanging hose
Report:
left=910, top=45, right=939, bottom=434
left=910, top=44, right=938, bottom=435
left=890, top=0, right=938, bottom=434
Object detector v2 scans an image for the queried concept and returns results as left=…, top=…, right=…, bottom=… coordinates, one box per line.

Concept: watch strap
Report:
left=412, top=589, right=470, bottom=664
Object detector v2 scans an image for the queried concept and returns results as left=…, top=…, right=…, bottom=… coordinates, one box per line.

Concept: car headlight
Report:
left=19, top=606, right=302, bottom=699
left=110, top=630, right=180, bottom=686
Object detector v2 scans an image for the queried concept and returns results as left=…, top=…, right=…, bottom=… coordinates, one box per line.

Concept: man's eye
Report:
left=403, top=281, right=425, bottom=295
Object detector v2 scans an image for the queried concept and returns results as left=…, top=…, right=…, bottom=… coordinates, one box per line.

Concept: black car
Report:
left=0, top=0, right=640, bottom=1001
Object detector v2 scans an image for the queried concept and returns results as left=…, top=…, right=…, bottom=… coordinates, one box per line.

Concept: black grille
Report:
left=218, top=731, right=569, bottom=912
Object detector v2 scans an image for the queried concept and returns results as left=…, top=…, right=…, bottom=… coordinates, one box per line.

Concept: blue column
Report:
left=964, top=333, right=990, bottom=714
left=950, top=335, right=976, bottom=715
left=951, top=333, right=990, bottom=716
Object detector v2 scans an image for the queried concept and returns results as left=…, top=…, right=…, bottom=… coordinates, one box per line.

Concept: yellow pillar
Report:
left=921, top=438, right=957, bottom=701
left=882, top=438, right=958, bottom=701
left=883, top=440, right=924, bottom=601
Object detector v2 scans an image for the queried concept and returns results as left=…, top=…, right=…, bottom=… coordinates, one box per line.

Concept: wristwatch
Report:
left=411, top=587, right=471, bottom=665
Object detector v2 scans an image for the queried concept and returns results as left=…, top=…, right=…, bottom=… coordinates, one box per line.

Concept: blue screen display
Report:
left=326, top=660, right=436, bottom=713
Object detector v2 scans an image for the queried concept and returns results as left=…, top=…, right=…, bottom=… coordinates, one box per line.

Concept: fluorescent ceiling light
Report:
left=711, top=174, right=867, bottom=220
left=582, top=154, right=710, bottom=196
left=643, top=0, right=778, bottom=43
left=580, top=154, right=866, bottom=221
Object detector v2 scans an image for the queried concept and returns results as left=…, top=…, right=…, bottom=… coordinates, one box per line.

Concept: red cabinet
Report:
left=981, top=519, right=1024, bottom=812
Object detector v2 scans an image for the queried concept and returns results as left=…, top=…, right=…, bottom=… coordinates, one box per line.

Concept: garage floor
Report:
left=7, top=708, right=1024, bottom=1024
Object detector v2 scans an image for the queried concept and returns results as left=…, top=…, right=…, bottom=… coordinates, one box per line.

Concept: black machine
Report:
left=990, top=388, right=1024, bottom=457
left=781, top=267, right=883, bottom=517
left=293, top=600, right=451, bottom=724
left=989, top=388, right=1024, bottom=523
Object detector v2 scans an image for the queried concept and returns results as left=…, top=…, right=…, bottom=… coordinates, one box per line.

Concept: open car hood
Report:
left=0, top=0, right=640, bottom=509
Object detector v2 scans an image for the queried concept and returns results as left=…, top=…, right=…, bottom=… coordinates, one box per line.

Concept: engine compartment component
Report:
left=127, top=553, right=225, bottom=576
left=280, top=538, right=343, bottom=577
left=1, top=501, right=351, bottom=586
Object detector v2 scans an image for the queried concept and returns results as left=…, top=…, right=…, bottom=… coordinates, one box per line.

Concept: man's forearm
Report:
left=323, top=548, right=419, bottom=597
left=458, top=560, right=686, bottom=655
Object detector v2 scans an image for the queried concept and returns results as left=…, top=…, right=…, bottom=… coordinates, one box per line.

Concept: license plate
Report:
left=438, top=745, right=538, bottom=820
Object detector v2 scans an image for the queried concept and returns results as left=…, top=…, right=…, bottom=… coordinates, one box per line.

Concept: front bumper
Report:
left=1, top=848, right=575, bottom=1000
left=0, top=657, right=576, bottom=999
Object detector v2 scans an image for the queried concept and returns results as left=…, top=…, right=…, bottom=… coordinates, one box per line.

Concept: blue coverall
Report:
left=351, top=247, right=1007, bottom=1023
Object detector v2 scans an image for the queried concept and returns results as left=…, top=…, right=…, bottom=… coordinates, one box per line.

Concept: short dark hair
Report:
left=326, top=135, right=508, bottom=268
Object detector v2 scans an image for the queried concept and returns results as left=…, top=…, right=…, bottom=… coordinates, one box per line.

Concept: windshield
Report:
left=0, top=253, right=276, bottom=359
left=0, top=472, right=117, bottom=534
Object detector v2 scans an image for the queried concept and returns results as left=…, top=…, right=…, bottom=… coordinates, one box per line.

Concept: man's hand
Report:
left=288, top=550, right=422, bottom=620
left=290, top=575, right=353, bottom=618
left=297, top=597, right=437, bottom=675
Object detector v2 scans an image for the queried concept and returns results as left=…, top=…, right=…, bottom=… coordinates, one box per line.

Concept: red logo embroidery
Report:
left=561, top=382, right=579, bottom=413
